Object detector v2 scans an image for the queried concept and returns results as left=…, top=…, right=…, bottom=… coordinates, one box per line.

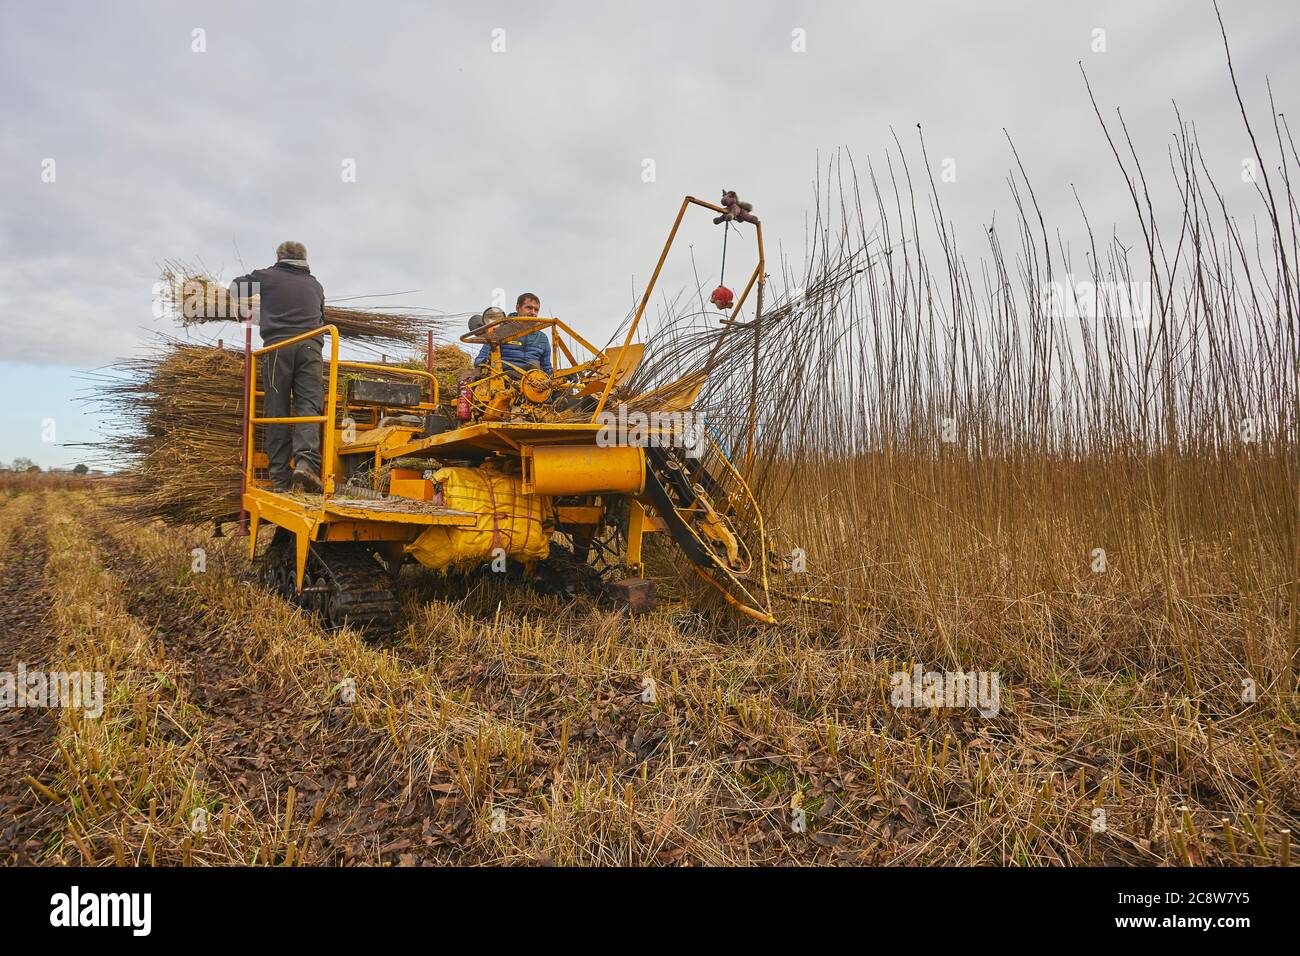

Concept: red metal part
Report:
left=239, top=318, right=252, bottom=536
left=426, top=330, right=435, bottom=403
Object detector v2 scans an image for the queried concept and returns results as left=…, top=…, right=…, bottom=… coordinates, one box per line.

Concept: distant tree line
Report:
left=2, top=458, right=91, bottom=475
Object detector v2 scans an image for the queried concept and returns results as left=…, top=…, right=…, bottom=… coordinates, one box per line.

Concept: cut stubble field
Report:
left=0, top=480, right=1294, bottom=867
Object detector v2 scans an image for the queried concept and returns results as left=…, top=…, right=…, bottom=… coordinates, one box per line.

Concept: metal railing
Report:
left=589, top=195, right=765, bottom=475
left=244, top=326, right=443, bottom=501
left=459, top=316, right=606, bottom=379
left=246, top=325, right=341, bottom=496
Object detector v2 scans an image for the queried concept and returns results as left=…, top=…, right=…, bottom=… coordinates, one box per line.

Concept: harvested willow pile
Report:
left=425, top=342, right=473, bottom=393
left=84, top=339, right=462, bottom=526
left=161, top=261, right=442, bottom=348
left=394, top=342, right=473, bottom=396
left=85, top=342, right=253, bottom=525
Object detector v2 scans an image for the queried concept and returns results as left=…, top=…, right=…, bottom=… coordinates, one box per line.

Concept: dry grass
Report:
left=0, top=471, right=94, bottom=493
left=405, top=343, right=473, bottom=396
left=1, top=487, right=1292, bottom=866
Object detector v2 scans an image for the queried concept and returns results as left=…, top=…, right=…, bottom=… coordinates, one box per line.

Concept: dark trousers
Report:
left=261, top=339, right=323, bottom=486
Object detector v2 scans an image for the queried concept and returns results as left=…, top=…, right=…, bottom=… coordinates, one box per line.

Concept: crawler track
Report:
left=261, top=535, right=398, bottom=636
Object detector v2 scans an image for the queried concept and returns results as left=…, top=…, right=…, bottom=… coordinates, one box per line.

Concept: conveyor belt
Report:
left=642, top=444, right=773, bottom=623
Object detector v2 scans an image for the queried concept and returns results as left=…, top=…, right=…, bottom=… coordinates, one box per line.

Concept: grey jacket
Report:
left=230, top=261, right=325, bottom=345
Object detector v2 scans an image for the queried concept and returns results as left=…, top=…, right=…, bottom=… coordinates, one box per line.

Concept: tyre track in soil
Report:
left=88, top=520, right=475, bottom=864
left=393, top=576, right=801, bottom=862
left=0, top=495, right=62, bottom=864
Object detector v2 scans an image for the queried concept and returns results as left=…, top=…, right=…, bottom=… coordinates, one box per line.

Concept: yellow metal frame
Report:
left=246, top=328, right=441, bottom=498
left=243, top=486, right=475, bottom=590
left=686, top=438, right=773, bottom=624
left=387, top=419, right=699, bottom=460
left=247, top=325, right=341, bottom=497
left=243, top=325, right=459, bottom=590
left=589, top=196, right=766, bottom=469
left=520, top=444, right=646, bottom=496
left=461, top=316, right=609, bottom=381
left=239, top=196, right=773, bottom=622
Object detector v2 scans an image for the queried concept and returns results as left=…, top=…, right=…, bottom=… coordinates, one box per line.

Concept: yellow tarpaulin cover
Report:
left=406, top=467, right=552, bottom=571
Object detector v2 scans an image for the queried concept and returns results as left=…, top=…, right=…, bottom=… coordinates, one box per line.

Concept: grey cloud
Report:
left=0, top=0, right=1296, bottom=369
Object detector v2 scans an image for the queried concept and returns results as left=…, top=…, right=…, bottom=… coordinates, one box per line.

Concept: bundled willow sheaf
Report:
left=85, top=342, right=253, bottom=525
left=161, top=262, right=442, bottom=348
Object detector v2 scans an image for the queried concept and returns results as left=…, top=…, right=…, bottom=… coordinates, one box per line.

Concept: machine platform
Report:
left=387, top=421, right=609, bottom=459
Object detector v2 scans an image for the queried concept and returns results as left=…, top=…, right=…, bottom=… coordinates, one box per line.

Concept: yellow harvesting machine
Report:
left=243, top=195, right=775, bottom=632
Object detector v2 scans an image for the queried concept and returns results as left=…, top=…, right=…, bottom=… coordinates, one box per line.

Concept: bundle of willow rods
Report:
left=161, top=261, right=441, bottom=348
left=617, top=240, right=870, bottom=465
left=85, top=340, right=254, bottom=525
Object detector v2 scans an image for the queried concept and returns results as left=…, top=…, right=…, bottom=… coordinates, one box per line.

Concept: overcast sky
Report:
left=1, top=0, right=1296, bottom=467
